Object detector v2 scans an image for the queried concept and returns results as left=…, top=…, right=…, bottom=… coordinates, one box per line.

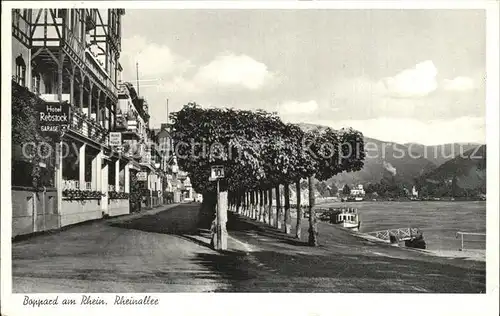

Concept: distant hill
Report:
left=297, top=123, right=437, bottom=188
left=417, top=145, right=486, bottom=196
left=403, top=142, right=484, bottom=166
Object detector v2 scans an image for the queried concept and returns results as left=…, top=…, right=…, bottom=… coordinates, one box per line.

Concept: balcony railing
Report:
left=63, top=180, right=79, bottom=190
left=62, top=180, right=92, bottom=190
left=85, top=49, right=118, bottom=97
left=70, top=109, right=108, bottom=145
left=40, top=93, right=71, bottom=103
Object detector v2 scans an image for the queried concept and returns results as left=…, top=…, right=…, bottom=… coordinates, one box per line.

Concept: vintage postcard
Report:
left=1, top=1, right=499, bottom=316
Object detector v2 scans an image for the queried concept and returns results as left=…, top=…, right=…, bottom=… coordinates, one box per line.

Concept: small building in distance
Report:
left=350, top=184, right=365, bottom=197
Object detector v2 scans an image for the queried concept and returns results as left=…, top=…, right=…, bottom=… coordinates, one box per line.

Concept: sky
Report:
left=120, top=9, right=486, bottom=145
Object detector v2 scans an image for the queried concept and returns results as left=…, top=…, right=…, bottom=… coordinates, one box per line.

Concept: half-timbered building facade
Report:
left=12, top=9, right=135, bottom=234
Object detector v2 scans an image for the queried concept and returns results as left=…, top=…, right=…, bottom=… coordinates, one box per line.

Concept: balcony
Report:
left=62, top=180, right=92, bottom=190
left=115, top=112, right=143, bottom=140
left=70, top=109, right=108, bottom=145
left=40, top=93, right=71, bottom=103
left=85, top=49, right=118, bottom=97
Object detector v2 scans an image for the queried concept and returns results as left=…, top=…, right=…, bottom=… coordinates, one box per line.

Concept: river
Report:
left=316, top=201, right=486, bottom=251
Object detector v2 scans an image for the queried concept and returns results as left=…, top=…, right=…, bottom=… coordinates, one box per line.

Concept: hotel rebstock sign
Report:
left=39, top=102, right=71, bottom=132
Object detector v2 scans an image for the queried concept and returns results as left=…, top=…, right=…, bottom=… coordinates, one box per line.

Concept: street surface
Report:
left=12, top=203, right=485, bottom=292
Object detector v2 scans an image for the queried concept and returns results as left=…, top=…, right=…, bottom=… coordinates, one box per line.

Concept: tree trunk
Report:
left=247, top=191, right=251, bottom=217
left=236, top=191, right=242, bottom=214
left=245, top=191, right=249, bottom=216
left=295, top=180, right=302, bottom=239
left=228, top=191, right=233, bottom=212
left=233, top=191, right=237, bottom=213
left=284, top=183, right=291, bottom=234
left=268, top=188, right=273, bottom=226
left=254, top=190, right=258, bottom=220
left=253, top=190, right=258, bottom=220
left=263, top=187, right=268, bottom=223
left=275, top=184, right=282, bottom=229
left=308, top=175, right=318, bottom=246
left=259, top=189, right=264, bottom=222
left=250, top=190, right=255, bottom=219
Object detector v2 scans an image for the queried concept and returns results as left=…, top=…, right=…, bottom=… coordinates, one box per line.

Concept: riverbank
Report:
left=228, top=211, right=485, bottom=292
left=348, top=228, right=486, bottom=262
left=289, top=206, right=486, bottom=263
left=313, top=200, right=486, bottom=251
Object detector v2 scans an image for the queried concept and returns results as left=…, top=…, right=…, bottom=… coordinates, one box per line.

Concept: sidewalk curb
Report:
left=106, top=203, right=183, bottom=225
left=12, top=203, right=184, bottom=243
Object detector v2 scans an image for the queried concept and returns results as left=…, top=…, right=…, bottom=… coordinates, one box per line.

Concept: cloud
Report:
left=161, top=76, right=200, bottom=94
left=277, top=100, right=319, bottom=115
left=381, top=60, right=438, bottom=98
left=328, top=64, right=484, bottom=121
left=443, top=76, right=475, bottom=91
left=121, top=36, right=192, bottom=78
left=192, top=53, right=275, bottom=90
left=156, top=53, right=277, bottom=96
left=312, top=116, right=485, bottom=145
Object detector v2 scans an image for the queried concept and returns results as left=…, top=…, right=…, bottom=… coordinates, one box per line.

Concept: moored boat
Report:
left=330, top=207, right=361, bottom=231
left=346, top=196, right=364, bottom=202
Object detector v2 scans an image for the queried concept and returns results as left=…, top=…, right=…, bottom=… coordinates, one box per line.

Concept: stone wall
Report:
left=108, top=199, right=130, bottom=217
left=60, top=199, right=102, bottom=227
left=12, top=187, right=59, bottom=237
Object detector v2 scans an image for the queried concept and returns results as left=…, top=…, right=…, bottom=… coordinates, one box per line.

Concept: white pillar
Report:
left=79, top=144, right=86, bottom=190
left=101, top=162, right=108, bottom=192
left=92, top=151, right=103, bottom=191
left=215, top=190, right=228, bottom=250
left=124, top=163, right=130, bottom=193
left=101, top=160, right=109, bottom=215
left=115, top=160, right=120, bottom=192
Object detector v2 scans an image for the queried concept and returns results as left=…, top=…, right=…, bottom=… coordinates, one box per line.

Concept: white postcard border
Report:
left=1, top=1, right=499, bottom=316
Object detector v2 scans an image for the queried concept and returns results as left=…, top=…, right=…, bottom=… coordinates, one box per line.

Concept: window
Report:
left=32, top=71, right=41, bottom=94
left=15, top=55, right=26, bottom=87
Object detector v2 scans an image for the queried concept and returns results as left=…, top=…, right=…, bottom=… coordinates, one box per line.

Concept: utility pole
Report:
left=166, top=98, right=169, bottom=124
left=136, top=62, right=140, bottom=95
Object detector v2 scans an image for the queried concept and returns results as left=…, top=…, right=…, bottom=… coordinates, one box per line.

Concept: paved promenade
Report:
left=12, top=203, right=485, bottom=293
left=13, top=203, right=229, bottom=292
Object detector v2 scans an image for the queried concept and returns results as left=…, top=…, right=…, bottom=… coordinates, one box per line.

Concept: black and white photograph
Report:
left=1, top=2, right=499, bottom=316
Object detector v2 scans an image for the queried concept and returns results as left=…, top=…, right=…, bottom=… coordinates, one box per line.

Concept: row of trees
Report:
left=364, top=178, right=408, bottom=198
left=170, top=103, right=365, bottom=248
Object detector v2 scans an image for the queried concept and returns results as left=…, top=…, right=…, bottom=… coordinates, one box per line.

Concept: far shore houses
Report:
left=350, top=184, right=365, bottom=197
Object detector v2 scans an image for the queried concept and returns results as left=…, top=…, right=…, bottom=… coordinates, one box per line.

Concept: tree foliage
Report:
left=12, top=81, right=55, bottom=188
left=342, top=184, right=351, bottom=195
left=170, top=102, right=365, bottom=196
